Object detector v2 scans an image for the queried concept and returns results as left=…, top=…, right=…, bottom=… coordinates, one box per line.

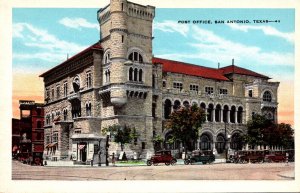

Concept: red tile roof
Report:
left=219, top=65, right=270, bottom=79
left=152, top=57, right=229, bottom=81
left=153, top=57, right=270, bottom=80
left=40, top=42, right=102, bottom=77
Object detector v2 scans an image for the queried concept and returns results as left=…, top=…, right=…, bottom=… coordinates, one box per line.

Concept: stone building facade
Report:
left=40, top=0, right=279, bottom=164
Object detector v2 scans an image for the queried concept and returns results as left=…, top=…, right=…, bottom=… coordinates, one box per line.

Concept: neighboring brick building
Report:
left=39, top=0, right=279, bottom=164
left=18, top=100, right=44, bottom=164
left=12, top=118, right=20, bottom=157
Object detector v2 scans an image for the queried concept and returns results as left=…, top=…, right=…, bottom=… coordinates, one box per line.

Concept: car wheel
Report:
left=165, top=162, right=170, bottom=166
left=171, top=159, right=176, bottom=166
left=202, top=161, right=207, bottom=164
left=146, top=160, right=152, bottom=166
left=184, top=160, right=190, bottom=165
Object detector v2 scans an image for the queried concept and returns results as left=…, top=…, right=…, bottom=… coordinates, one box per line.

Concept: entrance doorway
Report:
left=78, top=142, right=87, bottom=162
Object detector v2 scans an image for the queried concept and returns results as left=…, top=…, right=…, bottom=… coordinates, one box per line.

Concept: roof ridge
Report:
left=153, top=57, right=220, bottom=71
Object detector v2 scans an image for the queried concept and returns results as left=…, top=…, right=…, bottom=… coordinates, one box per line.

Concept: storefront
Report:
left=71, top=133, right=106, bottom=165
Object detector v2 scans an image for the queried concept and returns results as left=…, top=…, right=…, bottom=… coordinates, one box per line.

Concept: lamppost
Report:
left=224, top=122, right=231, bottom=163
left=225, top=122, right=228, bottom=162
left=105, top=132, right=110, bottom=166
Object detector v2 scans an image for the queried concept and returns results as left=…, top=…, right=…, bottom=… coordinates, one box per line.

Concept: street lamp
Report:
left=105, top=132, right=110, bottom=166
left=224, top=122, right=231, bottom=163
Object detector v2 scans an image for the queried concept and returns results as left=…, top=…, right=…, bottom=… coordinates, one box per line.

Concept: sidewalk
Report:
left=44, top=158, right=227, bottom=167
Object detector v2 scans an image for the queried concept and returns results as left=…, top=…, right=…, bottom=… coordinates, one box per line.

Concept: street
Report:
left=12, top=160, right=294, bottom=180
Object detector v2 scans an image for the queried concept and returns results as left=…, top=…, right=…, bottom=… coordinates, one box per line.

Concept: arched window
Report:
left=263, top=91, right=272, bottom=102
left=230, top=133, right=243, bottom=150
left=207, top=104, right=214, bottom=122
left=129, top=67, right=133, bottom=81
left=164, top=99, right=172, bottom=119
left=173, top=100, right=181, bottom=110
left=183, top=101, right=190, bottom=108
left=200, top=134, right=212, bottom=150
left=230, top=106, right=236, bottom=123
left=200, top=103, right=206, bottom=111
left=105, top=69, right=110, bottom=83
left=237, top=107, right=243, bottom=123
left=104, top=51, right=111, bottom=64
left=139, top=69, right=143, bottom=82
left=63, top=109, right=68, bottom=121
left=215, top=104, right=221, bottom=122
left=128, top=51, right=143, bottom=63
left=223, top=105, right=229, bottom=123
left=73, top=76, right=80, bottom=92
left=215, top=134, right=225, bottom=153
left=86, top=103, right=92, bottom=117
left=134, top=68, right=138, bottom=81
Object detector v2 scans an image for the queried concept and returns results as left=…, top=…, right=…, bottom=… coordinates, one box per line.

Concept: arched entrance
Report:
left=200, top=133, right=213, bottom=150
left=215, top=134, right=225, bottom=153
left=230, top=133, right=243, bottom=150
left=164, top=132, right=179, bottom=150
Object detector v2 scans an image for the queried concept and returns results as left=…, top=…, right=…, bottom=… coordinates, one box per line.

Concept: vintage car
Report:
left=146, top=150, right=177, bottom=166
left=184, top=150, right=215, bottom=165
left=264, top=152, right=286, bottom=162
left=234, top=150, right=265, bottom=163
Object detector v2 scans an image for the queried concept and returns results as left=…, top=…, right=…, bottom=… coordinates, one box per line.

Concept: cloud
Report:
left=59, top=17, right=99, bottom=31
left=154, top=20, right=189, bottom=37
left=155, top=21, right=294, bottom=68
left=226, top=23, right=294, bottom=43
left=13, top=22, right=87, bottom=63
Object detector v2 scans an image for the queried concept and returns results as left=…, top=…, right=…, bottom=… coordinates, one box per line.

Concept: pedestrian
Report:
left=112, top=152, right=116, bottom=166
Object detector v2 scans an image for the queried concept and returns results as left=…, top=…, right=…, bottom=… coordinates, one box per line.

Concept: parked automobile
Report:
left=147, top=150, right=177, bottom=166
left=184, top=150, right=215, bottom=165
left=234, top=150, right=265, bottom=163
left=264, top=152, right=286, bottom=162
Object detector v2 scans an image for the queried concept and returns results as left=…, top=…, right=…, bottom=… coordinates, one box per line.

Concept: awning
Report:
left=78, top=144, right=86, bottom=150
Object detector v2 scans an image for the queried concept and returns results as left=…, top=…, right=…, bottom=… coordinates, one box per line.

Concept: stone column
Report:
left=220, top=108, right=223, bottom=122
left=235, top=111, right=238, bottom=123
left=212, top=108, right=215, bottom=122
left=227, top=110, right=230, bottom=123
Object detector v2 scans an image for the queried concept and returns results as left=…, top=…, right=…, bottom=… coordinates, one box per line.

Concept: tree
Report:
left=245, top=114, right=275, bottom=148
left=152, top=134, right=164, bottom=151
left=246, top=114, right=294, bottom=149
left=166, top=104, right=206, bottom=158
left=276, top=123, right=294, bottom=149
left=102, top=124, right=138, bottom=151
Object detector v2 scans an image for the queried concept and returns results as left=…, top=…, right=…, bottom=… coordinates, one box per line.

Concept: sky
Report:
left=12, top=7, right=295, bottom=126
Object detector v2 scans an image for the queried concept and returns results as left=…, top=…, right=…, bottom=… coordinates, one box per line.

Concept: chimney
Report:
left=232, top=58, right=234, bottom=66
left=218, top=62, right=220, bottom=69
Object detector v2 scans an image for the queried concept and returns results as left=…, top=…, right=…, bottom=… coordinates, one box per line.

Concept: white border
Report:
left=1, top=0, right=299, bottom=192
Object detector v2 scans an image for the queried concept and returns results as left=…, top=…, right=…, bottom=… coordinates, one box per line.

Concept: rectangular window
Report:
left=220, top=88, right=228, bottom=95
left=46, top=89, right=50, bottom=100
left=51, top=88, right=55, bottom=100
left=63, top=82, right=68, bottom=97
left=121, top=35, right=124, bottom=43
left=46, top=135, right=51, bottom=144
left=190, top=84, right=199, bottom=92
left=86, top=71, right=92, bottom=88
left=53, top=132, right=58, bottom=143
left=56, top=85, right=60, bottom=99
left=205, top=87, right=214, bottom=94
left=173, top=82, right=183, bottom=90
left=162, top=80, right=166, bottom=88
